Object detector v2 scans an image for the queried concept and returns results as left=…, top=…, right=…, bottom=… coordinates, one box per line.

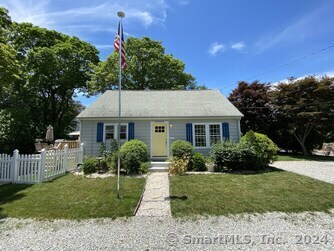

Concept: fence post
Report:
left=39, top=149, right=46, bottom=183
left=79, top=143, right=84, bottom=165
left=12, top=149, right=19, bottom=183
left=64, top=144, right=69, bottom=172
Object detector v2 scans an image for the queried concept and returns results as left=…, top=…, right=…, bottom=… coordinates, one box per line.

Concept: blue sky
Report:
left=2, top=0, right=334, bottom=106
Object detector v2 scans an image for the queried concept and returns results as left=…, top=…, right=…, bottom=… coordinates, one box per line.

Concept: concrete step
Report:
left=150, top=161, right=171, bottom=168
left=149, top=166, right=169, bottom=172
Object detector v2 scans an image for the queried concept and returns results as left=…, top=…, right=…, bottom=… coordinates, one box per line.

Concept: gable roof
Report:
left=77, top=90, right=243, bottom=119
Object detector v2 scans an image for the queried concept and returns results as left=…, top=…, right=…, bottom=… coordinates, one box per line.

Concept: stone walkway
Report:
left=136, top=172, right=171, bottom=217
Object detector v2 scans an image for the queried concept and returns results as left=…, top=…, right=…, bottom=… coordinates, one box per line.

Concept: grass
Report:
left=276, top=153, right=334, bottom=161
left=0, top=174, right=145, bottom=219
left=169, top=169, right=334, bottom=217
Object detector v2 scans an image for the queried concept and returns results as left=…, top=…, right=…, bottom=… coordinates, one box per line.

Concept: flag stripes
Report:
left=114, top=22, right=127, bottom=70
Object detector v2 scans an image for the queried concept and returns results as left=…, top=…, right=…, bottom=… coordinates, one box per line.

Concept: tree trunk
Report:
left=293, top=122, right=313, bottom=156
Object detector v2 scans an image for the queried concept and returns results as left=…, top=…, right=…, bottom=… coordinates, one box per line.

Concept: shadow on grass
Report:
left=0, top=183, right=32, bottom=218
left=170, top=195, right=188, bottom=201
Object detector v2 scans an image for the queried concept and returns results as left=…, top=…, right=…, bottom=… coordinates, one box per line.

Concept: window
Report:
left=155, top=126, right=165, bottom=133
left=193, top=123, right=221, bottom=148
left=105, top=125, right=115, bottom=141
left=104, top=124, right=127, bottom=142
left=120, top=125, right=127, bottom=140
left=209, top=124, right=221, bottom=145
left=194, top=125, right=206, bottom=147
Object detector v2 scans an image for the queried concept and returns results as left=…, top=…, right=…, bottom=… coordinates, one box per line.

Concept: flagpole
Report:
left=117, top=11, right=125, bottom=199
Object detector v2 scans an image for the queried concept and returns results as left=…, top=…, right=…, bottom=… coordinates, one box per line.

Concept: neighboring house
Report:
left=77, top=90, right=243, bottom=158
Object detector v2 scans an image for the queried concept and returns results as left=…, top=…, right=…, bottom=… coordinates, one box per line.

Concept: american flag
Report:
left=114, top=22, right=126, bottom=70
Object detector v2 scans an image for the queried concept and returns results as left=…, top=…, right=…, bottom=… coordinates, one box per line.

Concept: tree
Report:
left=0, top=8, right=99, bottom=153
left=270, top=76, right=334, bottom=155
left=26, top=36, right=99, bottom=137
left=0, top=7, right=12, bottom=43
left=228, top=81, right=272, bottom=134
left=88, top=36, right=197, bottom=94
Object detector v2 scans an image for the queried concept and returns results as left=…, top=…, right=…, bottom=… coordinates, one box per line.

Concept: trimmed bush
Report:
left=140, top=162, right=150, bottom=174
left=171, top=140, right=194, bottom=158
left=210, top=131, right=279, bottom=171
left=120, top=140, right=148, bottom=174
left=240, top=130, right=279, bottom=167
left=192, top=152, right=207, bottom=171
left=82, top=157, right=97, bottom=174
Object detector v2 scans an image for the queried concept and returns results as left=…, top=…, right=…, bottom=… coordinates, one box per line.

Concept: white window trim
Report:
left=192, top=123, right=222, bottom=149
left=103, top=123, right=128, bottom=142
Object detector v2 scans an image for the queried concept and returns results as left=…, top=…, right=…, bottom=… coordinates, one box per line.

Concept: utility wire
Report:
left=221, top=43, right=334, bottom=90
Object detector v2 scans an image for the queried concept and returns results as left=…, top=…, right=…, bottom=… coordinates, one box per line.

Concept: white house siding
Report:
left=80, top=118, right=241, bottom=157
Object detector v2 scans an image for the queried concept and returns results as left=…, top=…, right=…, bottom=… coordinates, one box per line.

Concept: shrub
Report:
left=82, top=157, right=97, bottom=174
left=169, top=157, right=189, bottom=175
left=140, top=162, right=150, bottom=174
left=210, top=131, right=279, bottom=171
left=210, top=140, right=257, bottom=171
left=171, top=140, right=194, bottom=158
left=240, top=130, right=279, bottom=167
left=109, top=139, right=119, bottom=156
left=120, top=140, right=148, bottom=174
left=99, top=159, right=109, bottom=172
left=210, top=140, right=237, bottom=169
left=99, top=142, right=106, bottom=157
left=192, top=152, right=207, bottom=171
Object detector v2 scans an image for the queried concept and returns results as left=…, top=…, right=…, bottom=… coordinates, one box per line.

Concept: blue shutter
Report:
left=96, top=122, right=104, bottom=142
left=222, top=122, right=230, bottom=140
left=128, top=122, right=134, bottom=140
left=186, top=123, right=193, bottom=145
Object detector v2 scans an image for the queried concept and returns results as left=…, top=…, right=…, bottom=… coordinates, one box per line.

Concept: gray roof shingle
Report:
left=77, top=90, right=243, bottom=118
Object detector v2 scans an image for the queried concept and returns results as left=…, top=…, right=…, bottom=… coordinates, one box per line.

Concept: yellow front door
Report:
left=152, top=123, right=167, bottom=157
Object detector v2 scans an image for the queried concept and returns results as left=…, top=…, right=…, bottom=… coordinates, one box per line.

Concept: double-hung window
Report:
left=105, top=125, right=115, bottom=141
left=193, top=123, right=221, bottom=148
left=104, top=124, right=127, bottom=142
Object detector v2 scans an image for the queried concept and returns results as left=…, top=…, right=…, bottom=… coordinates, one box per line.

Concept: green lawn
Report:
left=277, top=153, right=334, bottom=161
left=170, top=170, right=334, bottom=217
left=0, top=174, right=145, bottom=219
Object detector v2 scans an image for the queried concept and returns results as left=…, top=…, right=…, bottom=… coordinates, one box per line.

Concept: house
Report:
left=77, top=90, right=243, bottom=158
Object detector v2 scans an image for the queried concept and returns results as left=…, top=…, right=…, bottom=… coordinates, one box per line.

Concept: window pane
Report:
left=209, top=124, right=221, bottom=145
left=120, top=125, right=127, bottom=140
left=105, top=125, right=115, bottom=140
left=155, top=126, right=165, bottom=133
left=194, top=125, right=206, bottom=147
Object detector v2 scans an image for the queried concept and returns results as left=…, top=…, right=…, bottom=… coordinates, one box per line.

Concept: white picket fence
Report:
left=0, top=143, right=83, bottom=184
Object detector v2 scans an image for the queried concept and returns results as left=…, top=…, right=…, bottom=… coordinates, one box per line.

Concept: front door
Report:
left=152, top=123, right=168, bottom=157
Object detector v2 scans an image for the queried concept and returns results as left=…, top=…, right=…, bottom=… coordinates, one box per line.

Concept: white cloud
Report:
left=127, top=10, right=154, bottom=28
left=95, top=45, right=114, bottom=49
left=178, top=0, right=190, bottom=5
left=231, top=42, right=246, bottom=51
left=1, top=0, right=169, bottom=31
left=2, top=0, right=52, bottom=27
left=272, top=71, right=334, bottom=86
left=208, top=42, right=226, bottom=56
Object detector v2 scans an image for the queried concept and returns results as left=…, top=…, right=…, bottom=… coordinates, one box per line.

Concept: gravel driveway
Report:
left=1, top=211, right=334, bottom=250
left=272, top=161, right=334, bottom=184
left=1, top=161, right=334, bottom=250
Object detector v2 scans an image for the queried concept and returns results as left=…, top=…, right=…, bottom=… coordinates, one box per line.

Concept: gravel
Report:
left=1, top=160, right=334, bottom=250
left=1, top=211, right=334, bottom=250
left=271, top=161, right=334, bottom=184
